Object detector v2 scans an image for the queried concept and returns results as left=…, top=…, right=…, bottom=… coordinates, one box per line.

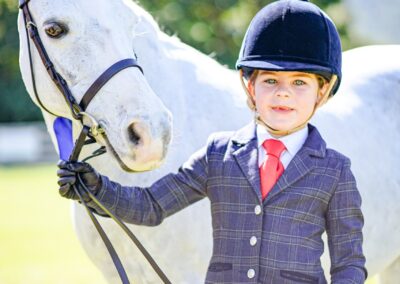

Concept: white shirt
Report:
left=256, top=125, right=309, bottom=169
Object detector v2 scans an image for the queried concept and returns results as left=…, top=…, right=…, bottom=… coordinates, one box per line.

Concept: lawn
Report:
left=0, top=164, right=107, bottom=284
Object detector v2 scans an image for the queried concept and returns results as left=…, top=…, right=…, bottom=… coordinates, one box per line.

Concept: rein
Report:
left=19, top=1, right=171, bottom=283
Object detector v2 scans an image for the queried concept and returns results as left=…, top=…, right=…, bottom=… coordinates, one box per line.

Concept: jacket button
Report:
left=247, top=268, right=255, bottom=279
left=250, top=236, right=257, bottom=246
left=254, top=205, right=262, bottom=215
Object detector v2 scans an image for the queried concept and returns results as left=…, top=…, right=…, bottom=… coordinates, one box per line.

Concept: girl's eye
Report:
left=264, top=79, right=276, bottom=85
left=293, top=80, right=306, bottom=86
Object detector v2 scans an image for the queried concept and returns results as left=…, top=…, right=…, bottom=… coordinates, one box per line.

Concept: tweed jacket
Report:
left=90, top=123, right=367, bottom=283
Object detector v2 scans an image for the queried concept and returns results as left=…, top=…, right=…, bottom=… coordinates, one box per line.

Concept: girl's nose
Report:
left=275, top=84, right=291, bottom=98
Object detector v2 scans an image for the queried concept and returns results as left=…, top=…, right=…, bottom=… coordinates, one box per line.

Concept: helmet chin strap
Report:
left=239, top=70, right=338, bottom=137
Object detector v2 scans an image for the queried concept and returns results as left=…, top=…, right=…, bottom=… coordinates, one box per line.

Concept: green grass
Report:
left=0, top=164, right=107, bottom=284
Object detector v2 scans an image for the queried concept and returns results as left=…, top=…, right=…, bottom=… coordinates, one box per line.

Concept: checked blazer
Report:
left=90, top=122, right=367, bottom=283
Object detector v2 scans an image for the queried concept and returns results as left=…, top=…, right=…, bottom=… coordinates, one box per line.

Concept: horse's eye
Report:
left=44, top=22, right=67, bottom=38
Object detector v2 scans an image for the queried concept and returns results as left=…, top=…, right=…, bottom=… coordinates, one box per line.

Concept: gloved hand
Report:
left=57, top=160, right=102, bottom=202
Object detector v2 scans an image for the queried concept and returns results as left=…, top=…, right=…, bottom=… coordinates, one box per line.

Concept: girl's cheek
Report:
left=258, top=85, right=274, bottom=94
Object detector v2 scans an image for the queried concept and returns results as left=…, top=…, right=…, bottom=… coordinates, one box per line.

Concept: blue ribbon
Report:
left=53, top=117, right=73, bottom=160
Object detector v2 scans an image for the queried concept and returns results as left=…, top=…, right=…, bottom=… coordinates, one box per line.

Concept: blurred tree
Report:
left=0, top=0, right=42, bottom=122
left=138, top=0, right=352, bottom=68
left=0, top=0, right=354, bottom=123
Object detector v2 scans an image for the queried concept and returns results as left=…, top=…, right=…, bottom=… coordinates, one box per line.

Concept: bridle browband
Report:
left=19, top=1, right=170, bottom=283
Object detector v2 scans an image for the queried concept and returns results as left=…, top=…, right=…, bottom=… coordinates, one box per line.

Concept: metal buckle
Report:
left=26, top=21, right=37, bottom=29
left=71, top=103, right=83, bottom=120
left=79, top=112, right=105, bottom=137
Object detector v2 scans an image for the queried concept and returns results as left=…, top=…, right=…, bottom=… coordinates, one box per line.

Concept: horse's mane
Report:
left=126, top=0, right=184, bottom=47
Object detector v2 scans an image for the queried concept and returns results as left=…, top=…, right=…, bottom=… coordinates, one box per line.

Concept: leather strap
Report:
left=79, top=59, right=143, bottom=111
left=21, top=3, right=82, bottom=119
left=73, top=184, right=130, bottom=284
left=69, top=126, right=171, bottom=284
left=22, top=10, right=59, bottom=117
left=82, top=182, right=172, bottom=284
left=19, top=0, right=31, bottom=8
left=20, top=4, right=144, bottom=118
left=69, top=126, right=90, bottom=162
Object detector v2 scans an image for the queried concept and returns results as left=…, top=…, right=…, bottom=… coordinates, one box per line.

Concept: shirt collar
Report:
left=256, top=124, right=309, bottom=157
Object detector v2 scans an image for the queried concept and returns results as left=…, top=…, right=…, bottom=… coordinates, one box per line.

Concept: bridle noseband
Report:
left=19, top=1, right=170, bottom=283
left=19, top=0, right=143, bottom=121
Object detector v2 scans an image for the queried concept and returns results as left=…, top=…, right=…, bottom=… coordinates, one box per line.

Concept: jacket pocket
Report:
left=280, top=270, right=319, bottom=283
left=208, top=262, right=233, bottom=272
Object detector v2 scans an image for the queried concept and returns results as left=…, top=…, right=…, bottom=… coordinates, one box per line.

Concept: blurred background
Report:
left=0, top=0, right=398, bottom=282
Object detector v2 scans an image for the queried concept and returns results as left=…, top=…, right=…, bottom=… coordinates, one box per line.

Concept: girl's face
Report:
left=248, top=70, right=327, bottom=133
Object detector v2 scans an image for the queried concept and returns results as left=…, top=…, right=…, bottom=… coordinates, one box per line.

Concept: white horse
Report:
left=18, top=0, right=400, bottom=283
left=344, top=0, right=400, bottom=43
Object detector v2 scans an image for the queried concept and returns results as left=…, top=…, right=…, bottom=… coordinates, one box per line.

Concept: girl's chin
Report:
left=270, top=126, right=292, bottom=132
left=261, top=120, right=294, bottom=132
left=260, top=115, right=309, bottom=131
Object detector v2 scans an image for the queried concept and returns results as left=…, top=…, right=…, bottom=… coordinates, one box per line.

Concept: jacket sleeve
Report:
left=327, top=158, right=368, bottom=283
left=86, top=141, right=210, bottom=226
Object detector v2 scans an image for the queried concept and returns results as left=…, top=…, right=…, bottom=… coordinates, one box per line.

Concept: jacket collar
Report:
left=231, top=122, right=327, bottom=204
left=231, top=121, right=257, bottom=146
left=231, top=122, right=262, bottom=201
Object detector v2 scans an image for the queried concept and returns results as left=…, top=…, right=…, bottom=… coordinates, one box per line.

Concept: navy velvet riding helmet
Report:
left=236, top=0, right=342, bottom=95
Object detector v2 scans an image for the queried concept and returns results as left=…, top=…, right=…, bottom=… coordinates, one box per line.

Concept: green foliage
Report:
left=139, top=0, right=268, bottom=66
left=0, top=0, right=353, bottom=123
left=0, top=1, right=42, bottom=122
left=0, top=0, right=42, bottom=122
left=138, top=0, right=351, bottom=68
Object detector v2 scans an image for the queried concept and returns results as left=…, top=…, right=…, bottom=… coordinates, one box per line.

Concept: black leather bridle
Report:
left=19, top=1, right=171, bottom=283
left=19, top=0, right=143, bottom=120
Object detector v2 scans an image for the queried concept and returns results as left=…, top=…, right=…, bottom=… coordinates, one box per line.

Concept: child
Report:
left=58, top=0, right=367, bottom=282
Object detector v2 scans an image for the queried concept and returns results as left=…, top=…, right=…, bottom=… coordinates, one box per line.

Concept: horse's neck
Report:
left=42, top=4, right=252, bottom=185
left=133, top=13, right=250, bottom=135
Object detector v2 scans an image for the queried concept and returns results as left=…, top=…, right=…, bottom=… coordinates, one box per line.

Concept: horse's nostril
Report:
left=128, top=123, right=141, bottom=145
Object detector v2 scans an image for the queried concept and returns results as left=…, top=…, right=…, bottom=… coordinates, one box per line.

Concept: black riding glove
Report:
left=57, top=160, right=102, bottom=202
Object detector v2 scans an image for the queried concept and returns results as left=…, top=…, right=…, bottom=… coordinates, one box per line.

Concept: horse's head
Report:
left=18, top=0, right=172, bottom=172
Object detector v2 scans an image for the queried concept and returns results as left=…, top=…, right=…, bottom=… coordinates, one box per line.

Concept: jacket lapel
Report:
left=231, top=122, right=263, bottom=202
left=264, top=124, right=327, bottom=203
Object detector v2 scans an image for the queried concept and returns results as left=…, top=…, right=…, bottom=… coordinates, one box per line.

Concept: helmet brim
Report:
left=237, top=59, right=333, bottom=81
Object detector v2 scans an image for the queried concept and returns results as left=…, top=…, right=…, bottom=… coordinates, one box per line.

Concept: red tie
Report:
left=259, top=139, right=286, bottom=199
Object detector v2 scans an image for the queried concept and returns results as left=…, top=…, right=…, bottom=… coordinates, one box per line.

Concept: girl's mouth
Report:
left=271, top=106, right=294, bottom=112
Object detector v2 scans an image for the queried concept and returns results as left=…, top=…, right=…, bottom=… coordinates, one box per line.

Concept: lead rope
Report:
left=69, top=126, right=172, bottom=284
